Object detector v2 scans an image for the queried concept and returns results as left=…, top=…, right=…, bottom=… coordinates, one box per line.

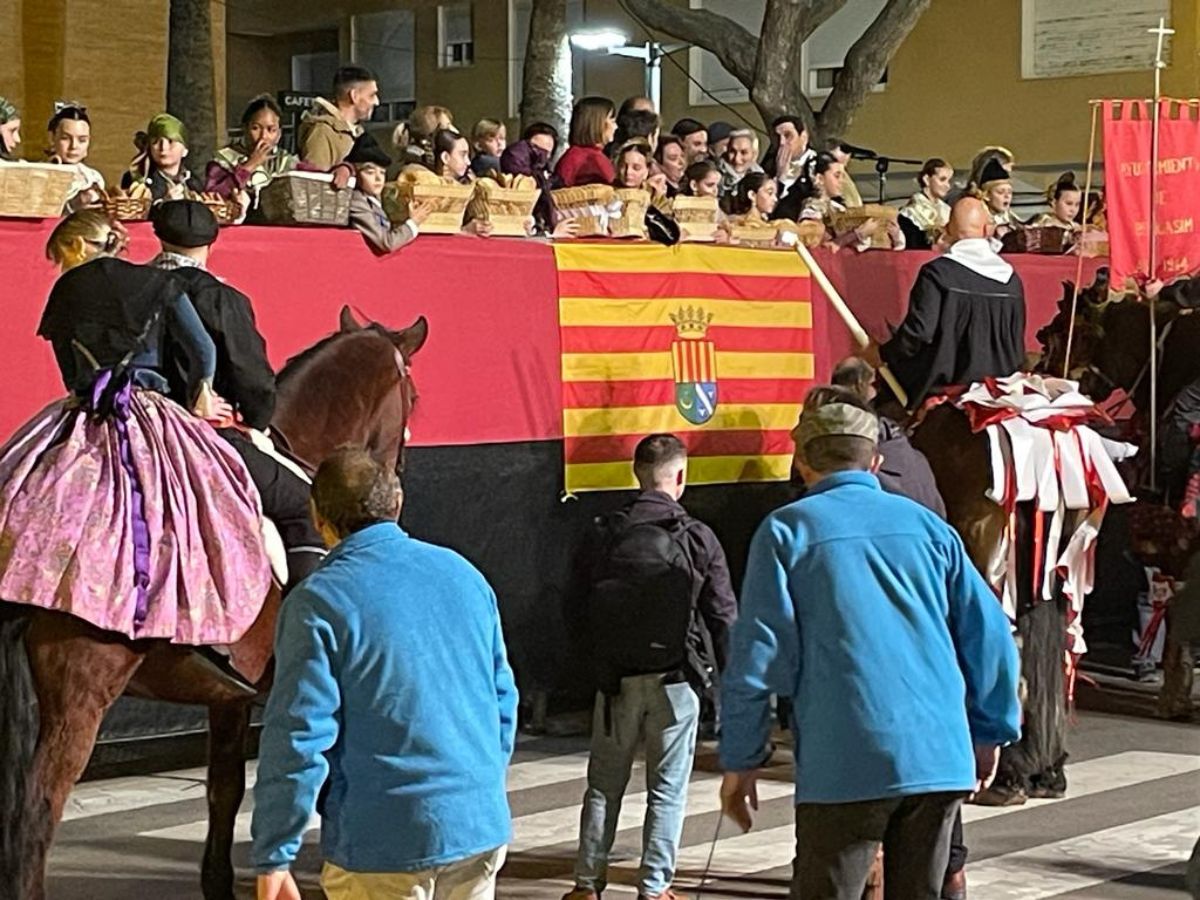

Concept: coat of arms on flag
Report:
left=669, top=305, right=717, bottom=425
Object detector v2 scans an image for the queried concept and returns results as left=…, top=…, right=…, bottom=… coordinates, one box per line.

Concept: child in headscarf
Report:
left=121, top=113, right=204, bottom=200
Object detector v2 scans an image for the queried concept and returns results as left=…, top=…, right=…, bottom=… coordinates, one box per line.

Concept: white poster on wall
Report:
left=1021, top=0, right=1171, bottom=79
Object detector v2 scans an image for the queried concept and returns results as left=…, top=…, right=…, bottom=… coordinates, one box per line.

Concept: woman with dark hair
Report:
left=0, top=96, right=20, bottom=160
left=554, top=96, right=617, bottom=187
left=46, top=103, right=105, bottom=212
left=1031, top=172, right=1083, bottom=233
left=899, top=157, right=954, bottom=250
left=682, top=159, right=721, bottom=198
left=727, top=171, right=778, bottom=220
left=206, top=94, right=300, bottom=200
left=610, top=108, right=659, bottom=155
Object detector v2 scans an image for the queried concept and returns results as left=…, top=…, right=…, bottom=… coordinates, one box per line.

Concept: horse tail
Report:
left=0, top=607, right=39, bottom=895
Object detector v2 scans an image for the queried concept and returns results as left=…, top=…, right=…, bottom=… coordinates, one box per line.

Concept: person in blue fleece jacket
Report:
left=719, top=388, right=1021, bottom=900
left=252, top=448, right=518, bottom=900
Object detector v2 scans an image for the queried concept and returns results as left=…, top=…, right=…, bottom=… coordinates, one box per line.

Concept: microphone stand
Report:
left=849, top=150, right=924, bottom=204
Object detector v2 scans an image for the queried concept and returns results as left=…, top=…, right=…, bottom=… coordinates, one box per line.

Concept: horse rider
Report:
left=149, top=200, right=326, bottom=591
left=0, top=209, right=271, bottom=645
left=865, top=197, right=1026, bottom=409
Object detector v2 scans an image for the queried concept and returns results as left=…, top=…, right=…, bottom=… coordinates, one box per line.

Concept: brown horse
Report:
left=0, top=307, right=427, bottom=900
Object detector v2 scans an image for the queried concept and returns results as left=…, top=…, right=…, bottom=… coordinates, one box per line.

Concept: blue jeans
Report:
left=573, top=673, right=700, bottom=897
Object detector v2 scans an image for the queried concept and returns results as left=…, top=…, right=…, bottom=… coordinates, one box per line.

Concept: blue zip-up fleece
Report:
left=252, top=522, right=518, bottom=873
left=720, top=472, right=1021, bottom=804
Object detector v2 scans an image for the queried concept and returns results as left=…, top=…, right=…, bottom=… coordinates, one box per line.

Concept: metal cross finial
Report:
left=1149, top=17, right=1174, bottom=69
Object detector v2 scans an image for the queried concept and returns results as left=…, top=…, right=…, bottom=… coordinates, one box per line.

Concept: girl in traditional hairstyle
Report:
left=682, top=159, right=721, bottom=199
left=430, top=128, right=493, bottom=237
left=1031, top=172, right=1083, bottom=233
left=974, top=157, right=1022, bottom=235
left=0, top=96, right=21, bottom=160
left=0, top=210, right=271, bottom=645
left=205, top=94, right=299, bottom=200
left=46, top=103, right=105, bottom=212
left=899, top=157, right=953, bottom=250
left=799, top=151, right=904, bottom=250
left=121, top=113, right=205, bottom=200
left=727, top=171, right=778, bottom=221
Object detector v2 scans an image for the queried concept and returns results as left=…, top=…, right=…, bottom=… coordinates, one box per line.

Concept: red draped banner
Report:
left=1102, top=99, right=1200, bottom=289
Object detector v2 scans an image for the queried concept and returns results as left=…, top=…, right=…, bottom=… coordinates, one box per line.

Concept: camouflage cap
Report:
left=792, top=401, right=879, bottom=449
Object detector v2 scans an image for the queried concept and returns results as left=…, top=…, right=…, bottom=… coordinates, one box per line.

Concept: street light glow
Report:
left=569, top=29, right=630, bottom=52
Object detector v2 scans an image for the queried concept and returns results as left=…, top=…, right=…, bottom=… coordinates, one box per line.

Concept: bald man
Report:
left=867, top=197, right=1026, bottom=408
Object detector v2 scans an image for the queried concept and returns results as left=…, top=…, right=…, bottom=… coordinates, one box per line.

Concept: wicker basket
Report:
left=828, top=203, right=898, bottom=249
left=203, top=197, right=242, bottom=227
left=103, top=192, right=153, bottom=222
left=796, top=219, right=828, bottom=248
left=672, top=195, right=720, bottom=242
left=472, top=182, right=540, bottom=237
left=384, top=181, right=476, bottom=234
left=0, top=162, right=77, bottom=218
left=728, top=222, right=783, bottom=248
left=551, top=185, right=616, bottom=237
left=611, top=188, right=651, bottom=239
left=259, top=172, right=352, bottom=226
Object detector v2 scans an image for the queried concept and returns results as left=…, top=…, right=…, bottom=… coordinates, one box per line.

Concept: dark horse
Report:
left=0, top=307, right=427, bottom=900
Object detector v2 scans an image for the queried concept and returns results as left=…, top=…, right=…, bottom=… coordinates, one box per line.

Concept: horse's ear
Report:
left=395, top=316, right=429, bottom=359
left=339, top=306, right=364, bottom=333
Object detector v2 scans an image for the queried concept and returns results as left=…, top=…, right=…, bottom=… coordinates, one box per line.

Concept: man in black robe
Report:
left=150, top=200, right=325, bottom=591
left=867, top=197, right=1026, bottom=408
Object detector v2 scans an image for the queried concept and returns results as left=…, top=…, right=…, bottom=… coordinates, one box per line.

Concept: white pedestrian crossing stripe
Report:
left=58, top=744, right=1194, bottom=898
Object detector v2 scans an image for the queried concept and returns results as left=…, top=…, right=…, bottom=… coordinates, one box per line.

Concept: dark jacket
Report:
left=160, top=266, right=276, bottom=429
left=501, top=139, right=553, bottom=230
left=574, top=490, right=738, bottom=687
left=877, top=416, right=947, bottom=518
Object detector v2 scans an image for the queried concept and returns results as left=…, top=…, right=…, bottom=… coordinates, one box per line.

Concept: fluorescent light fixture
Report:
left=569, top=29, right=630, bottom=52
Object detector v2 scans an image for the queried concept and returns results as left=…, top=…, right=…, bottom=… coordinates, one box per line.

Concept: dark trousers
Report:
left=222, top=431, right=324, bottom=592
left=947, top=810, right=966, bottom=872
left=792, top=792, right=965, bottom=900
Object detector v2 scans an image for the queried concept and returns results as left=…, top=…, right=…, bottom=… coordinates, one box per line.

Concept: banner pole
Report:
left=1147, top=17, right=1173, bottom=492
left=1064, top=102, right=1100, bottom=378
left=792, top=241, right=909, bottom=408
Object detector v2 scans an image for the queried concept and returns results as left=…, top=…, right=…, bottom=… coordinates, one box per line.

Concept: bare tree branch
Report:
left=621, top=0, right=758, bottom=86
left=817, top=0, right=930, bottom=138
left=804, top=0, right=851, bottom=40
left=520, top=0, right=572, bottom=139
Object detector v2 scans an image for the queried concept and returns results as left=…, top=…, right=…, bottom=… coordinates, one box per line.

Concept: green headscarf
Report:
left=146, top=113, right=189, bottom=147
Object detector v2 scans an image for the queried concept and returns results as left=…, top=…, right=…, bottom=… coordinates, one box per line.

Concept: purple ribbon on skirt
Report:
left=87, top=370, right=152, bottom=632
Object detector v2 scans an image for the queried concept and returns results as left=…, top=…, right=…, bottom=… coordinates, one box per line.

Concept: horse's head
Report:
left=273, top=308, right=430, bottom=475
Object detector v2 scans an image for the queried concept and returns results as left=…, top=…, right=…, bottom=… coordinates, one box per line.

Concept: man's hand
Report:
left=973, top=743, right=1001, bottom=793
left=330, top=164, right=353, bottom=190
left=257, top=870, right=302, bottom=900
left=720, top=770, right=759, bottom=833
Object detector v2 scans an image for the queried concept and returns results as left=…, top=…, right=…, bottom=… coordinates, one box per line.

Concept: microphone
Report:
left=838, top=142, right=879, bottom=160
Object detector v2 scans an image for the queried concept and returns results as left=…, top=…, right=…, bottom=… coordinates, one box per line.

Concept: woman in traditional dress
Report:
left=800, top=152, right=904, bottom=250
left=974, top=157, right=1022, bottom=237
left=1031, top=172, right=1083, bottom=233
left=120, top=113, right=205, bottom=200
left=899, top=157, right=953, bottom=250
left=430, top=128, right=493, bottom=237
left=0, top=96, right=20, bottom=159
left=205, top=94, right=299, bottom=201
left=45, top=103, right=105, bottom=212
left=0, top=210, right=271, bottom=646
left=612, top=139, right=679, bottom=245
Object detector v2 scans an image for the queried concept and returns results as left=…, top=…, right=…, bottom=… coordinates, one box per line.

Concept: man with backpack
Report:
left=563, top=434, right=738, bottom=900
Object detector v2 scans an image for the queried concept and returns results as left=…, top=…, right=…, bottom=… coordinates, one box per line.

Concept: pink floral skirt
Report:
left=0, top=391, right=271, bottom=644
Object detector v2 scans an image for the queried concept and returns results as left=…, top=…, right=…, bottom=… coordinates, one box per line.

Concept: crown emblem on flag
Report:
left=669, top=305, right=713, bottom=339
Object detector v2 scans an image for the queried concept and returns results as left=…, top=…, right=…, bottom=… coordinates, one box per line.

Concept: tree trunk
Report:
left=816, top=0, right=931, bottom=139
left=519, top=0, right=572, bottom=144
left=167, top=0, right=217, bottom=168
left=749, top=0, right=815, bottom=133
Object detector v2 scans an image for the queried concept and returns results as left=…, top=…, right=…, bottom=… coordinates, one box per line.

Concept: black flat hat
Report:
left=150, top=200, right=218, bottom=248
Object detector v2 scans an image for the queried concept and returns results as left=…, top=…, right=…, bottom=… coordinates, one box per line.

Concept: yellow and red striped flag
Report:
left=554, top=243, right=817, bottom=492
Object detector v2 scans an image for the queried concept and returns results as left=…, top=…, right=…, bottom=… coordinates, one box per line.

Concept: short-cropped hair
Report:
left=633, top=433, right=687, bottom=480
left=312, top=447, right=401, bottom=536
left=333, top=65, right=376, bottom=99
left=799, top=387, right=877, bottom=473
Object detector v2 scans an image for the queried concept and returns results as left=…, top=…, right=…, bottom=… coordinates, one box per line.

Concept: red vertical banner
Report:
left=1102, top=99, right=1200, bottom=289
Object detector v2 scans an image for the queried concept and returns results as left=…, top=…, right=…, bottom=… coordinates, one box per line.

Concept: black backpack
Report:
left=588, top=513, right=699, bottom=692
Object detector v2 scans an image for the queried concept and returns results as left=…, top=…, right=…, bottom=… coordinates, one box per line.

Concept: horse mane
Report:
left=278, top=324, right=394, bottom=386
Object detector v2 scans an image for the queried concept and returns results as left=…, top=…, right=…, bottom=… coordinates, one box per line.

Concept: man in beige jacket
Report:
left=298, top=65, right=380, bottom=170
